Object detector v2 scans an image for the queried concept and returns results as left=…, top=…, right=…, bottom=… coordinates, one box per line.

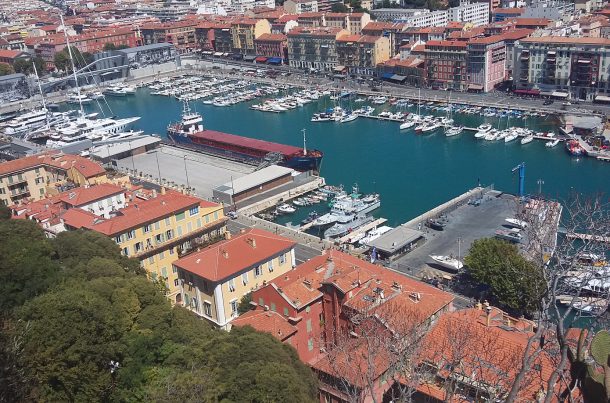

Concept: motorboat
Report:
left=400, top=119, right=416, bottom=130
left=521, top=134, right=534, bottom=145
left=565, top=139, right=586, bottom=156
left=474, top=124, right=492, bottom=138
left=445, top=126, right=464, bottom=137
left=505, top=218, right=527, bottom=229
left=311, top=113, right=332, bottom=122
left=301, top=211, right=319, bottom=225
left=546, top=139, right=560, bottom=148
left=67, top=93, right=93, bottom=105
left=495, top=228, right=522, bottom=243
left=324, top=214, right=374, bottom=239
left=359, top=226, right=393, bottom=246
left=276, top=203, right=296, bottom=214
left=340, top=113, right=358, bottom=123
left=429, top=255, right=464, bottom=272
left=484, top=129, right=500, bottom=141
left=504, top=131, right=519, bottom=143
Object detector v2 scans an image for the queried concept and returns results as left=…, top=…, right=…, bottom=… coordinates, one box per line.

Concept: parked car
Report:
left=543, top=99, right=554, bottom=105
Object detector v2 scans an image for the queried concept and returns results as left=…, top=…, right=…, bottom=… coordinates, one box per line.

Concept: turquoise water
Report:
left=77, top=89, right=610, bottom=226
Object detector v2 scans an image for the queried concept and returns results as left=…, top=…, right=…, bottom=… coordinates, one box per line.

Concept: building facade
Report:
left=231, top=19, right=271, bottom=55
left=513, top=36, right=610, bottom=101
left=140, top=20, right=198, bottom=53
left=283, top=0, right=319, bottom=14
left=172, top=228, right=296, bottom=329
left=254, top=33, right=287, bottom=60
left=467, top=35, right=506, bottom=91
left=287, top=27, right=348, bottom=71
left=425, top=40, right=469, bottom=90
left=336, top=34, right=391, bottom=76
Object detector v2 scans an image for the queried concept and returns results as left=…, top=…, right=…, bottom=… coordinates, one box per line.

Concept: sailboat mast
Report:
left=302, top=128, right=307, bottom=155
left=59, top=14, right=84, bottom=116
left=32, top=61, right=49, bottom=128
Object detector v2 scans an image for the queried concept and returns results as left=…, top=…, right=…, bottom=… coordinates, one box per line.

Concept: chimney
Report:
left=225, top=231, right=232, bottom=240
left=240, top=228, right=246, bottom=234
left=152, top=189, right=157, bottom=198
left=222, top=249, right=229, bottom=259
left=246, top=237, right=256, bottom=248
left=485, top=304, right=492, bottom=327
left=160, top=187, right=166, bottom=195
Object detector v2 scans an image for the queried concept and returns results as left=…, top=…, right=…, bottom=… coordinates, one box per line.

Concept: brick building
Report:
left=425, top=40, right=469, bottom=90
left=254, top=33, right=287, bottom=60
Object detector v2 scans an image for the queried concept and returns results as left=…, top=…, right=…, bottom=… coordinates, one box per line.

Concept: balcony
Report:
left=10, top=187, right=29, bottom=197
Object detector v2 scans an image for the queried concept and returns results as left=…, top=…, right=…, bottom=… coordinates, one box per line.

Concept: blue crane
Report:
left=511, top=162, right=526, bottom=197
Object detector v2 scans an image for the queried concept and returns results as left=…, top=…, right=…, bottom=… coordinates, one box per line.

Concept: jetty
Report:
left=335, top=218, right=388, bottom=244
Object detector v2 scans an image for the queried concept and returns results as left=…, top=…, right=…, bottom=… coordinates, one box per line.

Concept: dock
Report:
left=358, top=114, right=403, bottom=122
left=565, top=232, right=610, bottom=244
left=335, top=218, right=388, bottom=244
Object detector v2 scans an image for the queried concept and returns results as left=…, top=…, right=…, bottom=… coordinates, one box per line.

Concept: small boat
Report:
left=546, top=139, right=560, bottom=148
left=301, top=211, right=319, bottom=225
left=429, top=255, right=464, bottom=272
left=445, top=126, right=464, bottom=137
left=400, top=120, right=416, bottom=130
left=276, top=203, right=296, bottom=214
left=495, top=228, right=522, bottom=243
left=474, top=124, right=493, bottom=138
left=340, top=114, right=358, bottom=123
left=565, top=139, right=586, bottom=156
left=521, top=134, right=534, bottom=145
left=505, top=218, right=527, bottom=229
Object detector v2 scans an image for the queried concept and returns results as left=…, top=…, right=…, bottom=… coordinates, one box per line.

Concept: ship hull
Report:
left=167, top=131, right=322, bottom=172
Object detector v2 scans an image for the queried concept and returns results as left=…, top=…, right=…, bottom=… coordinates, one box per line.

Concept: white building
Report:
left=284, top=0, right=318, bottom=14
left=395, top=10, right=448, bottom=27
left=448, top=1, right=490, bottom=27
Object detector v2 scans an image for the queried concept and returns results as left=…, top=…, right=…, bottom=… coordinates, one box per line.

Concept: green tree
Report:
left=12, top=57, right=45, bottom=75
left=54, top=46, right=92, bottom=73
left=0, top=62, right=14, bottom=76
left=103, top=43, right=117, bottom=51
left=237, top=291, right=252, bottom=314
left=464, top=238, right=546, bottom=315
left=331, top=2, right=349, bottom=12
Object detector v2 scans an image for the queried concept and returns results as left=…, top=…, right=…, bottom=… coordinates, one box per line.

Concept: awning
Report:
left=255, top=56, right=267, bottom=63
left=539, top=91, right=554, bottom=96
left=551, top=91, right=569, bottom=98
left=381, top=72, right=394, bottom=80
left=514, top=89, right=540, bottom=95
left=333, top=65, right=346, bottom=72
left=267, top=57, right=282, bottom=65
left=578, top=59, right=591, bottom=64
left=390, top=74, right=406, bottom=82
left=243, top=55, right=256, bottom=61
left=213, top=52, right=223, bottom=56
left=468, top=84, right=483, bottom=90
left=595, top=95, right=610, bottom=102
left=332, top=74, right=346, bottom=79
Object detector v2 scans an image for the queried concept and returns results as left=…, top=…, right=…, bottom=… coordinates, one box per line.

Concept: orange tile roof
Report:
left=426, top=40, right=468, bottom=48
left=336, top=34, right=362, bottom=42
left=232, top=308, right=297, bottom=341
left=468, top=34, right=505, bottom=45
left=59, top=183, right=124, bottom=207
left=173, top=228, right=296, bottom=282
left=63, top=189, right=217, bottom=236
left=255, top=33, right=287, bottom=42
left=514, top=17, right=551, bottom=26
left=0, top=152, right=105, bottom=179
left=499, top=28, right=534, bottom=40
left=520, top=36, right=610, bottom=45
left=0, top=49, right=25, bottom=59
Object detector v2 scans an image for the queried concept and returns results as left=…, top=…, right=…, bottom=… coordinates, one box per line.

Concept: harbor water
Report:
left=74, top=87, right=609, bottom=226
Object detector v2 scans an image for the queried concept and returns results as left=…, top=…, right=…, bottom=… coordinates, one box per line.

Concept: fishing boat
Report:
left=565, top=139, right=586, bottom=156
left=546, top=139, right=560, bottom=148
left=521, top=134, right=534, bottom=145
left=429, top=255, right=464, bottom=273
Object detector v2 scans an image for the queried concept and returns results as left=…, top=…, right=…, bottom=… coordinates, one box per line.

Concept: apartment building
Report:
left=283, top=0, right=319, bottom=14
left=467, top=34, right=506, bottom=91
left=448, top=1, right=490, bottom=27
left=287, top=26, right=348, bottom=71
left=254, top=33, right=287, bottom=59
left=513, top=36, right=610, bottom=101
left=323, top=12, right=371, bottom=35
left=62, top=188, right=227, bottom=302
left=336, top=34, right=391, bottom=76
left=425, top=40, right=469, bottom=90
left=0, top=153, right=107, bottom=206
left=231, top=18, right=271, bottom=55
left=140, top=20, right=198, bottom=53
left=172, top=228, right=296, bottom=329
left=296, top=12, right=326, bottom=28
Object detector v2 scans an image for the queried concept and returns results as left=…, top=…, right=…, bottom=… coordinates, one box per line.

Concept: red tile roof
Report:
left=426, top=40, right=468, bottom=48
left=173, top=228, right=296, bottom=282
left=63, top=189, right=218, bottom=236
left=59, top=183, right=124, bottom=207
left=255, top=33, right=287, bottom=42
left=514, top=17, right=551, bottom=26
left=0, top=49, right=25, bottom=59
left=232, top=308, right=297, bottom=341
left=336, top=34, right=362, bottom=42
left=468, top=34, right=505, bottom=45
left=520, top=36, right=610, bottom=45
left=0, top=152, right=105, bottom=179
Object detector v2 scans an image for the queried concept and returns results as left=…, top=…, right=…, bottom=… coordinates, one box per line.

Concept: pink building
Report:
left=467, top=35, right=506, bottom=92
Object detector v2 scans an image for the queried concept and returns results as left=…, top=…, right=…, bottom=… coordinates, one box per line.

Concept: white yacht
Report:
left=521, top=134, right=534, bottom=145
left=3, top=109, right=49, bottom=135
left=67, top=93, right=93, bottom=105
left=474, top=123, right=492, bottom=138
left=504, top=131, right=519, bottom=143
left=445, top=126, right=464, bottom=137
left=429, top=255, right=464, bottom=272
left=546, top=139, right=560, bottom=148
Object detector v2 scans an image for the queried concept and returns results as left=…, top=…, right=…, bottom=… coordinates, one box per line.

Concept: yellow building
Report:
left=62, top=187, right=227, bottom=302
left=336, top=34, right=391, bottom=76
left=231, top=18, right=271, bottom=55
left=172, top=228, right=296, bottom=329
left=0, top=152, right=108, bottom=206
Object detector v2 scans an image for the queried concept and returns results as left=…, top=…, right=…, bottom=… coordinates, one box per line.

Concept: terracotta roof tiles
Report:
left=232, top=308, right=297, bottom=341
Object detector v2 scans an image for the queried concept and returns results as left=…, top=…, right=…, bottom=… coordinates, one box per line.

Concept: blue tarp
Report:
left=381, top=72, right=394, bottom=80
left=267, top=57, right=282, bottom=65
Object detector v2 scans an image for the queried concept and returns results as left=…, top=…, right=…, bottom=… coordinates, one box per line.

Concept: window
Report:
left=308, top=338, right=314, bottom=351
left=306, top=319, right=312, bottom=332
left=279, top=253, right=286, bottom=265
left=166, top=230, right=174, bottom=240
left=122, top=247, right=129, bottom=256
left=270, top=302, right=276, bottom=312
left=154, top=221, right=160, bottom=230
left=283, top=307, right=289, bottom=316
left=268, top=260, right=273, bottom=272
left=143, top=224, right=151, bottom=234
left=169, top=248, right=175, bottom=255
left=134, top=242, right=143, bottom=252
left=159, top=251, right=165, bottom=260
left=205, top=214, right=210, bottom=224
left=189, top=206, right=199, bottom=216
left=98, top=201, right=104, bottom=209
left=155, top=233, right=164, bottom=244
left=151, top=272, right=157, bottom=281
left=175, top=212, right=185, bottom=221
left=161, top=267, right=167, bottom=278
left=228, top=278, right=236, bottom=291
left=177, top=226, right=182, bottom=237
left=213, top=211, right=218, bottom=220
left=148, top=256, right=154, bottom=264
left=258, top=297, right=264, bottom=306
left=127, top=230, right=135, bottom=240
left=254, top=266, right=262, bottom=277
left=115, top=235, right=123, bottom=243
left=230, top=300, right=238, bottom=317
left=187, top=222, right=192, bottom=232
left=165, top=217, right=171, bottom=226
left=204, top=301, right=212, bottom=316
left=242, top=272, right=248, bottom=285
left=197, top=218, right=202, bottom=228
left=306, top=306, right=311, bottom=313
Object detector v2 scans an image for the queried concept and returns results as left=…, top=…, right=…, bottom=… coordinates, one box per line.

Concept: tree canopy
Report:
left=0, top=62, right=14, bottom=76
left=12, top=57, right=45, bottom=76
left=54, top=46, right=94, bottom=73
left=0, top=214, right=317, bottom=402
left=464, top=238, right=546, bottom=315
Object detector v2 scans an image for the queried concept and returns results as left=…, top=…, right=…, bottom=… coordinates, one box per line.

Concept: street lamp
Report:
left=155, top=151, right=161, bottom=183
left=537, top=178, right=545, bottom=194
left=183, top=155, right=190, bottom=189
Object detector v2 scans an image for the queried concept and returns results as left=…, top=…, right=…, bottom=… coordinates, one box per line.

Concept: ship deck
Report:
left=189, top=129, right=305, bottom=157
